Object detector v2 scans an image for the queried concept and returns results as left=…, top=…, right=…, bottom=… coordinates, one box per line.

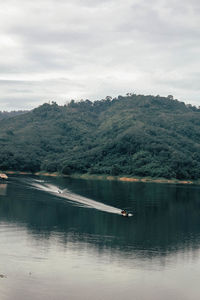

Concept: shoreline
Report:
left=4, top=170, right=199, bottom=185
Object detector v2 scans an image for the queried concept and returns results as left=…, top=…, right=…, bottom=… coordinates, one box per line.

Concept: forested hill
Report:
left=0, top=110, right=28, bottom=121
left=0, top=94, right=200, bottom=180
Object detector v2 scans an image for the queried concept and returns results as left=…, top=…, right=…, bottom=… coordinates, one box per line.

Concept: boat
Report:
left=121, top=210, right=128, bottom=217
left=0, top=173, right=8, bottom=180
left=121, top=210, right=133, bottom=217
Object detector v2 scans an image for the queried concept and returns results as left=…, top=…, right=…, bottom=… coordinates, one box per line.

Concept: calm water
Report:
left=1, top=176, right=200, bottom=300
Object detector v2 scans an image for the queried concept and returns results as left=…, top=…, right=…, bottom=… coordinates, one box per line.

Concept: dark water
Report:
left=1, top=176, right=200, bottom=300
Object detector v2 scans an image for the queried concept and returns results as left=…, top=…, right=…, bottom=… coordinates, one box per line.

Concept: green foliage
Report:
left=0, top=94, right=200, bottom=179
left=0, top=110, right=28, bottom=120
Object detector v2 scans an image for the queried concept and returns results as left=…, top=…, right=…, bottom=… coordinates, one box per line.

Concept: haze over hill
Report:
left=0, top=94, right=200, bottom=180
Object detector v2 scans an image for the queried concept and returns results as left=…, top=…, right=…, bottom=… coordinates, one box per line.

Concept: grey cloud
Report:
left=0, top=0, right=200, bottom=110
left=158, top=72, right=200, bottom=91
left=0, top=77, right=86, bottom=110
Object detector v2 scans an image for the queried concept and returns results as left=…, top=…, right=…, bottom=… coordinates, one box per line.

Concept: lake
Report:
left=0, top=175, right=200, bottom=300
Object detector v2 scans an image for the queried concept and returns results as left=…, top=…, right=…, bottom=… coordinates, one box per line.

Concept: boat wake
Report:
left=31, top=181, right=122, bottom=215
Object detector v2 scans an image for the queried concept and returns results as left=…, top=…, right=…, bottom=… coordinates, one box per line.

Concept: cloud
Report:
left=0, top=0, right=200, bottom=110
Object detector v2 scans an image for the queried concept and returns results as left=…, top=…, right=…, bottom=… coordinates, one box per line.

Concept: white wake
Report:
left=31, top=181, right=122, bottom=215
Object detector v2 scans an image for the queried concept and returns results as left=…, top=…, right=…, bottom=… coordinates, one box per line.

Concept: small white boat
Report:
left=0, top=173, right=8, bottom=180
left=121, top=210, right=128, bottom=217
left=121, top=210, right=133, bottom=217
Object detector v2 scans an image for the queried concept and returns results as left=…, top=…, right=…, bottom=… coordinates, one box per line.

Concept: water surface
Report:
left=0, top=176, right=200, bottom=299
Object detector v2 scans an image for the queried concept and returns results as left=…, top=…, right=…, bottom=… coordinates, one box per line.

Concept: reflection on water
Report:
left=3, top=176, right=200, bottom=257
left=1, top=176, right=200, bottom=300
left=0, top=183, right=7, bottom=196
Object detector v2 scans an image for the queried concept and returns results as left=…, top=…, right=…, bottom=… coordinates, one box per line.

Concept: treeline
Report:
left=0, top=110, right=28, bottom=121
left=0, top=94, right=200, bottom=179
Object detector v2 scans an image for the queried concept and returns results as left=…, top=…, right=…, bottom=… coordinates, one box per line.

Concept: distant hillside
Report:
left=0, top=110, right=28, bottom=121
left=0, top=94, right=200, bottom=179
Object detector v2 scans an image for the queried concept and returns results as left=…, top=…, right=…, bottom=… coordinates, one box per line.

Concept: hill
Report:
left=0, top=94, right=200, bottom=180
left=0, top=110, right=28, bottom=121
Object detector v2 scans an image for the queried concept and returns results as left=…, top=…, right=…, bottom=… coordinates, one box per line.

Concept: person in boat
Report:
left=121, top=210, right=128, bottom=217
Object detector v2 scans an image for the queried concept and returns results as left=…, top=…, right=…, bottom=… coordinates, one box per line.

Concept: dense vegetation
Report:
left=0, top=110, right=28, bottom=121
left=0, top=94, right=200, bottom=179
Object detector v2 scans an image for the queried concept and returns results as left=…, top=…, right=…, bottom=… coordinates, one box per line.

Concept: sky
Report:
left=0, top=0, right=200, bottom=111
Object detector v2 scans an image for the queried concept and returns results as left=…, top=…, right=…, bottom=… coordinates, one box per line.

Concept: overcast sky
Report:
left=0, top=0, right=200, bottom=110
